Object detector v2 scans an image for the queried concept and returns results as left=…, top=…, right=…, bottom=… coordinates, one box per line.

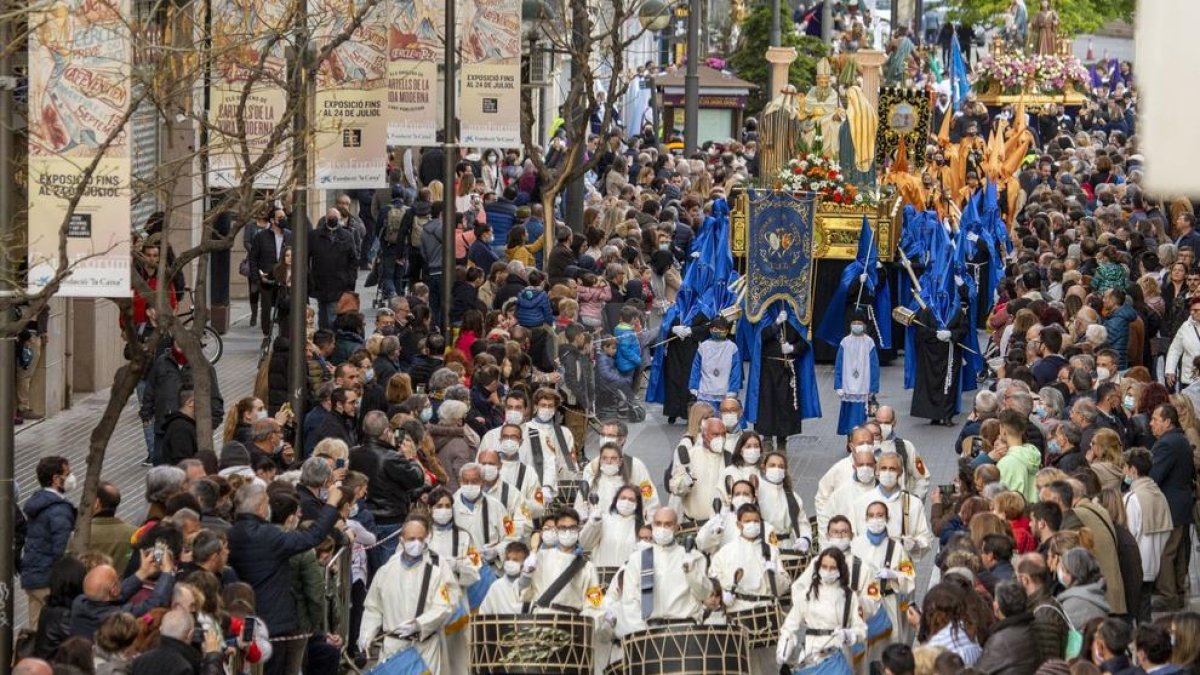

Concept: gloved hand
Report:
left=836, top=389, right=844, bottom=398
left=936, top=330, right=951, bottom=342
left=954, top=274, right=964, bottom=287
left=836, top=628, right=856, bottom=646
left=711, top=517, right=725, bottom=535
left=876, top=568, right=899, bottom=581
left=776, top=310, right=788, bottom=325
left=859, top=272, right=868, bottom=284
left=776, top=634, right=796, bottom=665
left=900, top=536, right=917, bottom=552
left=541, top=485, right=556, bottom=501
left=591, top=507, right=603, bottom=522
left=764, top=559, right=778, bottom=573
left=689, top=389, right=699, bottom=397
left=796, top=537, right=811, bottom=553
left=781, top=342, right=795, bottom=355
left=681, top=472, right=695, bottom=488
left=690, top=251, right=701, bottom=259
left=604, top=610, right=618, bottom=626
left=722, top=590, right=735, bottom=606
left=397, top=620, right=420, bottom=639
left=672, top=325, right=692, bottom=338
left=522, top=557, right=538, bottom=575
left=481, top=545, right=498, bottom=562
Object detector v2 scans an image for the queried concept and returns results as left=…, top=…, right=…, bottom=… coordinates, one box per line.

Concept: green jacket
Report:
left=998, top=443, right=1042, bottom=504
left=90, top=516, right=137, bottom=571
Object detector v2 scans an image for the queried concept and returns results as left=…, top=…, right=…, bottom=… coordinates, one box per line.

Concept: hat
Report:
left=815, top=57, right=832, bottom=78
left=219, top=441, right=251, bottom=470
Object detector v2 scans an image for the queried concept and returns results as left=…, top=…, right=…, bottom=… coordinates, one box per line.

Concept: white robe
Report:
left=814, top=456, right=855, bottom=518
left=697, top=510, right=779, bottom=554
left=453, top=493, right=511, bottom=557
left=794, top=555, right=880, bottom=620
left=819, top=479, right=878, bottom=537
left=780, top=579, right=867, bottom=665
left=719, top=464, right=761, bottom=498
left=612, top=543, right=712, bottom=635
left=497, top=457, right=548, bottom=521
left=528, top=547, right=603, bottom=614
left=879, top=437, right=932, bottom=499
left=711, top=536, right=792, bottom=675
left=849, top=487, right=934, bottom=559
left=522, top=419, right=576, bottom=488
left=579, top=510, right=639, bottom=568
left=758, top=478, right=814, bottom=553
left=428, top=525, right=478, bottom=675
left=479, top=574, right=528, bottom=615
left=574, top=455, right=661, bottom=516
left=484, top=479, right=534, bottom=542
left=358, top=553, right=458, bottom=671
left=668, top=440, right=728, bottom=522
left=851, top=535, right=916, bottom=660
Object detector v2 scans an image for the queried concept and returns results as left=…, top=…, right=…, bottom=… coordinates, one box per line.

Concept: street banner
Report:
left=745, top=190, right=815, bottom=325
left=387, top=0, right=442, bottom=145
left=312, top=0, right=389, bottom=188
left=208, top=0, right=291, bottom=189
left=459, top=0, right=522, bottom=146
left=27, top=0, right=133, bottom=298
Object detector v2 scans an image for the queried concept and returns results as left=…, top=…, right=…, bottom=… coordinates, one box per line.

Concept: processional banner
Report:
left=27, top=0, right=133, bottom=297
left=387, top=0, right=441, bottom=145
left=745, top=190, right=815, bottom=324
left=312, top=0, right=389, bottom=188
left=875, top=86, right=931, bottom=171
left=208, top=0, right=291, bottom=189
left=459, top=0, right=522, bottom=146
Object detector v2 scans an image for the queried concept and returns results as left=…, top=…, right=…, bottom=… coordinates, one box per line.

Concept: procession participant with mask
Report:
left=777, top=548, right=867, bottom=668
left=720, top=432, right=765, bottom=499
left=872, top=406, right=932, bottom=499
left=579, top=484, right=646, bottom=568
left=852, top=500, right=917, bottom=659
left=426, top=487, right=480, bottom=675
left=477, top=449, right=534, bottom=544
left=479, top=541, right=532, bottom=615
left=850, top=453, right=935, bottom=559
left=814, top=427, right=878, bottom=517
left=522, top=508, right=604, bottom=615
left=819, top=442, right=880, bottom=536
left=697, top=480, right=777, bottom=553
left=451, top=463, right=511, bottom=567
left=576, top=439, right=660, bottom=516
left=609, top=507, right=713, bottom=634
left=669, top=417, right=732, bottom=527
left=486, top=423, right=547, bottom=522
left=756, top=451, right=814, bottom=557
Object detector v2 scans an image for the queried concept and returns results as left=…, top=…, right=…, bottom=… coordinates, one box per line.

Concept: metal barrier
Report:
left=324, top=544, right=356, bottom=672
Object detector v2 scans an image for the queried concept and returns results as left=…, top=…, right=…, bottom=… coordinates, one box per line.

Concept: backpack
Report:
left=410, top=213, right=431, bottom=248
left=382, top=203, right=407, bottom=245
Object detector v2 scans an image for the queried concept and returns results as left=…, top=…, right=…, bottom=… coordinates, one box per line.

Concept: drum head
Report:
left=470, top=613, right=593, bottom=675
left=620, top=624, right=750, bottom=675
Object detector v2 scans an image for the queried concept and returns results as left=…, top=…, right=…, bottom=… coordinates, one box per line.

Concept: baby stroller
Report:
left=595, top=374, right=646, bottom=423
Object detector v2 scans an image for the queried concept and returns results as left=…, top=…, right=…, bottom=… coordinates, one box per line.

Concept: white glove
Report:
left=900, top=536, right=917, bottom=552
left=522, top=556, right=538, bottom=575
left=836, top=389, right=844, bottom=397
left=837, top=628, right=856, bottom=646
left=722, top=590, right=735, bottom=606
left=711, top=518, right=725, bottom=535
left=876, top=568, right=898, bottom=580
left=796, top=537, right=811, bottom=553
left=541, top=485, right=556, bottom=501
left=681, top=472, right=695, bottom=487
left=858, top=273, right=868, bottom=284
left=781, top=342, right=795, bottom=355
left=764, top=559, right=778, bottom=573
left=690, top=251, right=701, bottom=259
left=954, top=274, right=964, bottom=287
left=481, top=545, right=498, bottom=562
left=776, top=634, right=797, bottom=665
left=590, top=508, right=603, bottom=522
left=936, top=330, right=951, bottom=342
left=672, top=325, right=692, bottom=338
left=689, top=389, right=699, bottom=397
left=776, top=310, right=788, bottom=325
left=397, top=620, right=419, bottom=639
left=604, top=610, right=617, bottom=626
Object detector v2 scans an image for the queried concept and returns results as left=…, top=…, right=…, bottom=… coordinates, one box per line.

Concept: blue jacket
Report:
left=515, top=287, right=553, bottom=327
left=468, top=238, right=499, bottom=271
left=613, top=323, right=642, bottom=374
left=21, top=489, right=77, bottom=589
left=1102, top=303, right=1138, bottom=368
left=597, top=351, right=628, bottom=386
left=484, top=198, right=518, bottom=244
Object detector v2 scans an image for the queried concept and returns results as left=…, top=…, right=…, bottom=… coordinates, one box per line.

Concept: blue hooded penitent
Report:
left=815, top=215, right=892, bottom=349
left=742, top=300, right=822, bottom=424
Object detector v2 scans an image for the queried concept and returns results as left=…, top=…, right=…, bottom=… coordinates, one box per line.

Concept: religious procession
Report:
left=9, top=0, right=1194, bottom=675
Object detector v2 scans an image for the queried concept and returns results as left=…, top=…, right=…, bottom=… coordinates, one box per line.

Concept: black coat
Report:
left=1149, top=427, right=1195, bottom=526
left=139, top=352, right=224, bottom=436
left=267, top=336, right=292, bottom=414
left=354, top=440, right=426, bottom=524
left=308, top=224, right=357, bottom=303
left=374, top=354, right=400, bottom=390
left=547, top=243, right=576, bottom=287
left=493, top=280, right=525, bottom=310
left=131, top=636, right=223, bottom=675
left=226, top=507, right=339, bottom=635
left=161, top=412, right=198, bottom=465
left=301, top=404, right=353, bottom=459
left=974, top=612, right=1041, bottom=675
left=248, top=226, right=293, bottom=281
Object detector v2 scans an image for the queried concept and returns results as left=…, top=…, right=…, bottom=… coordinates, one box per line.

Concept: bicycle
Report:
left=177, top=288, right=224, bottom=365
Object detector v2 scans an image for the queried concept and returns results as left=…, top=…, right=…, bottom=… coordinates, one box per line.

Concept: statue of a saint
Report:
left=799, top=58, right=844, bottom=157
left=836, top=59, right=878, bottom=186
left=759, top=85, right=803, bottom=180
left=1031, top=0, right=1059, bottom=55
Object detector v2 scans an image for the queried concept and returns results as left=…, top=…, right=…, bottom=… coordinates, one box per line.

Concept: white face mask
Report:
left=503, top=559, right=522, bottom=577
left=878, top=470, right=899, bottom=489
left=499, top=439, right=520, bottom=457
left=616, top=498, right=637, bottom=516
left=62, top=473, right=77, bottom=493
left=256, top=409, right=269, bottom=420
left=731, top=495, right=753, bottom=511
left=1096, top=366, right=1111, bottom=382
left=652, top=526, right=676, bottom=546
left=742, top=446, right=762, bottom=465
left=827, top=536, right=852, bottom=552
left=879, top=423, right=893, bottom=438
left=431, top=507, right=453, bottom=525
left=855, top=465, right=876, bottom=484
left=599, top=436, right=619, bottom=448
left=403, top=539, right=426, bottom=558
left=866, top=517, right=888, bottom=534
left=819, top=570, right=841, bottom=585
left=558, top=529, right=579, bottom=548
left=741, top=522, right=762, bottom=540
left=505, top=410, right=525, bottom=425
left=481, top=464, right=499, bottom=482
left=764, top=467, right=786, bottom=484
left=721, top=413, right=739, bottom=430
left=459, top=485, right=482, bottom=501
left=541, top=529, right=558, bottom=548
left=636, top=540, right=653, bottom=551
left=709, top=436, right=726, bottom=453
left=535, top=407, right=555, bottom=423
left=600, top=462, right=621, bottom=476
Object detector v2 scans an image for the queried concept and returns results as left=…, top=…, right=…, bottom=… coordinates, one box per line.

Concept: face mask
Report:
left=616, top=498, right=637, bottom=516
left=349, top=503, right=359, bottom=518
left=1123, top=395, right=1135, bottom=410
left=652, top=526, right=676, bottom=546
left=420, top=406, right=433, bottom=422
left=709, top=436, right=725, bottom=453
left=600, top=462, right=620, bottom=476
left=600, top=436, right=619, bottom=448
left=742, top=446, right=762, bottom=465
left=460, top=485, right=482, bottom=501
left=505, top=410, right=525, bottom=425
left=1047, top=439, right=1062, bottom=455
left=1056, top=568, right=1068, bottom=587
left=558, top=529, right=579, bottom=548
left=432, top=507, right=453, bottom=525
left=711, top=332, right=728, bottom=341
left=503, top=559, right=522, bottom=577
left=62, top=473, right=77, bottom=493
left=658, top=243, right=671, bottom=251
left=1123, top=475, right=1134, bottom=488
left=879, top=423, right=893, bottom=438
left=1096, top=367, right=1111, bottom=381
left=481, top=464, right=499, bottom=482
left=866, top=518, right=888, bottom=534
left=535, top=407, right=555, bottom=423
left=741, top=522, right=762, bottom=540
left=256, top=409, right=269, bottom=420
left=827, top=536, right=851, bottom=552
left=364, top=367, right=376, bottom=383
left=637, top=540, right=653, bottom=551
left=541, top=530, right=558, bottom=548
left=500, top=439, right=520, bottom=457
left=764, top=467, right=786, bottom=484
left=721, top=413, right=739, bottom=430
left=851, top=323, right=865, bottom=335
left=731, top=495, right=753, bottom=511
left=403, top=539, right=426, bottom=558
left=855, top=465, right=876, bottom=484
left=878, top=470, right=899, bottom=489
left=819, top=570, right=841, bottom=585
left=1034, top=404, right=1046, bottom=419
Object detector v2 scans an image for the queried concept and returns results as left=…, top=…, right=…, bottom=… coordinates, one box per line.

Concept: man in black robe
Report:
left=911, top=299, right=970, bottom=426
left=661, top=312, right=710, bottom=423
left=754, top=316, right=808, bottom=449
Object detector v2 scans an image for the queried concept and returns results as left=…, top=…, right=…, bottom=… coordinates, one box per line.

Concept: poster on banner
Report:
left=745, top=190, right=815, bottom=324
left=459, top=0, right=522, bottom=146
left=312, top=0, right=388, bottom=189
left=387, top=0, right=441, bottom=145
left=208, top=0, right=291, bottom=189
left=26, top=0, right=133, bottom=298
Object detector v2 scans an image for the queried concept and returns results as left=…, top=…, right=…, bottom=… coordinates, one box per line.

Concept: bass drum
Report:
left=469, top=613, right=593, bottom=675
left=620, top=623, right=750, bottom=675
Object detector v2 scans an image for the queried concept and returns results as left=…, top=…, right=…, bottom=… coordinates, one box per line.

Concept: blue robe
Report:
left=817, top=217, right=892, bottom=350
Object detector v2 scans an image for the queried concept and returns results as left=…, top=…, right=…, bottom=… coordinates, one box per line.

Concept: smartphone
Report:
left=394, top=428, right=407, bottom=447
left=241, top=616, right=257, bottom=643
left=939, top=483, right=957, bottom=497
left=970, top=437, right=983, bottom=456
left=336, top=458, right=346, bottom=470
left=153, top=540, right=166, bottom=564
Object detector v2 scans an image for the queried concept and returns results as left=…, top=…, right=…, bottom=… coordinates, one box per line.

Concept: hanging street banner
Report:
left=459, top=0, right=522, bottom=146
left=387, top=0, right=442, bottom=145
left=208, top=0, right=291, bottom=189
left=27, top=0, right=133, bottom=298
left=312, top=0, right=389, bottom=188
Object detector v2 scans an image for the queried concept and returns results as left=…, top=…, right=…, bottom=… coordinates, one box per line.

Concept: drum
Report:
left=727, top=602, right=783, bottom=649
left=780, top=553, right=810, bottom=586
left=620, top=624, right=750, bottom=675
left=596, top=566, right=621, bottom=592
left=891, top=306, right=918, bottom=327
left=469, top=613, right=593, bottom=675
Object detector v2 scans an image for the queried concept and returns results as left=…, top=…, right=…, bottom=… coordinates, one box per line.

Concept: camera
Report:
left=939, top=483, right=957, bottom=497
left=970, top=437, right=983, bottom=457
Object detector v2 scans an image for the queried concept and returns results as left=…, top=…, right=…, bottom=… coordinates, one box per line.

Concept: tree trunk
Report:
left=189, top=247, right=215, bottom=453
left=542, top=190, right=558, bottom=275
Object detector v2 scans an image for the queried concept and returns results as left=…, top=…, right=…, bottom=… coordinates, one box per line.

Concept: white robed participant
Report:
left=580, top=484, right=645, bottom=568
left=819, top=444, right=880, bottom=536
left=668, top=418, right=731, bottom=526
left=452, top=463, right=513, bottom=565
left=697, top=479, right=779, bottom=553
left=710, top=504, right=792, bottom=675
left=358, top=519, right=459, bottom=672
left=849, top=453, right=934, bottom=559
left=777, top=548, right=867, bottom=671
left=872, top=406, right=932, bottom=499
left=479, top=542, right=533, bottom=615
left=523, top=508, right=604, bottom=615
left=524, top=388, right=577, bottom=490
left=813, top=427, right=877, bottom=522
left=575, top=442, right=661, bottom=517
left=428, top=488, right=481, bottom=675
left=489, top=423, right=549, bottom=521
left=720, top=432, right=765, bottom=498
left=757, top=450, right=814, bottom=558
left=478, top=449, right=534, bottom=542
left=588, top=420, right=662, bottom=514
left=850, top=500, right=916, bottom=668
left=795, top=517, right=881, bottom=631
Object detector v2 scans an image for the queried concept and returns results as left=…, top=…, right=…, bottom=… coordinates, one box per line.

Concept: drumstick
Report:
left=903, top=314, right=981, bottom=355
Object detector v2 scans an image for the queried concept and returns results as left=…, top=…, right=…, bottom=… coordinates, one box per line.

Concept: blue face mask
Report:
left=850, top=323, right=865, bottom=336
left=711, top=332, right=728, bottom=341
left=1047, top=439, right=1062, bottom=455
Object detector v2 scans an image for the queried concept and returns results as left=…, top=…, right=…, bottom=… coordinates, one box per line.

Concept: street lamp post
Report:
left=441, top=0, right=457, bottom=331
left=288, top=2, right=313, bottom=452
left=638, top=0, right=670, bottom=143
left=683, top=0, right=700, bottom=153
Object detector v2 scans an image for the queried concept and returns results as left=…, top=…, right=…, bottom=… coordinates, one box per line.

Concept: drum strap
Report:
left=759, top=540, right=779, bottom=599
left=481, top=497, right=491, bottom=546
left=901, top=490, right=910, bottom=538
left=882, top=539, right=896, bottom=594
left=851, top=557, right=862, bottom=591
left=529, top=429, right=546, bottom=484
left=517, top=463, right=528, bottom=493
left=552, top=422, right=578, bottom=472
left=501, top=482, right=510, bottom=508
left=640, top=546, right=656, bottom=620
left=452, top=527, right=460, bottom=556
left=415, top=552, right=438, bottom=619
left=535, top=554, right=588, bottom=609
left=723, top=450, right=733, bottom=467
left=842, top=587, right=852, bottom=628
left=784, top=488, right=802, bottom=541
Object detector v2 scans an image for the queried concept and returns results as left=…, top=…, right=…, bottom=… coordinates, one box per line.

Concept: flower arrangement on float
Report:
left=975, top=52, right=1090, bottom=94
left=777, top=141, right=878, bottom=207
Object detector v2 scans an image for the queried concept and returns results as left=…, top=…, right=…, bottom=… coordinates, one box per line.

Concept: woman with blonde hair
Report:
left=1166, top=610, right=1200, bottom=671
left=685, top=401, right=715, bottom=439
left=1085, top=428, right=1125, bottom=491
left=599, top=203, right=626, bottom=237
left=1139, top=274, right=1165, bottom=317
left=428, top=179, right=444, bottom=203
left=967, top=512, right=1012, bottom=549
left=1169, top=393, right=1200, bottom=452
left=1035, top=467, right=1070, bottom=493
left=223, top=396, right=265, bottom=445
